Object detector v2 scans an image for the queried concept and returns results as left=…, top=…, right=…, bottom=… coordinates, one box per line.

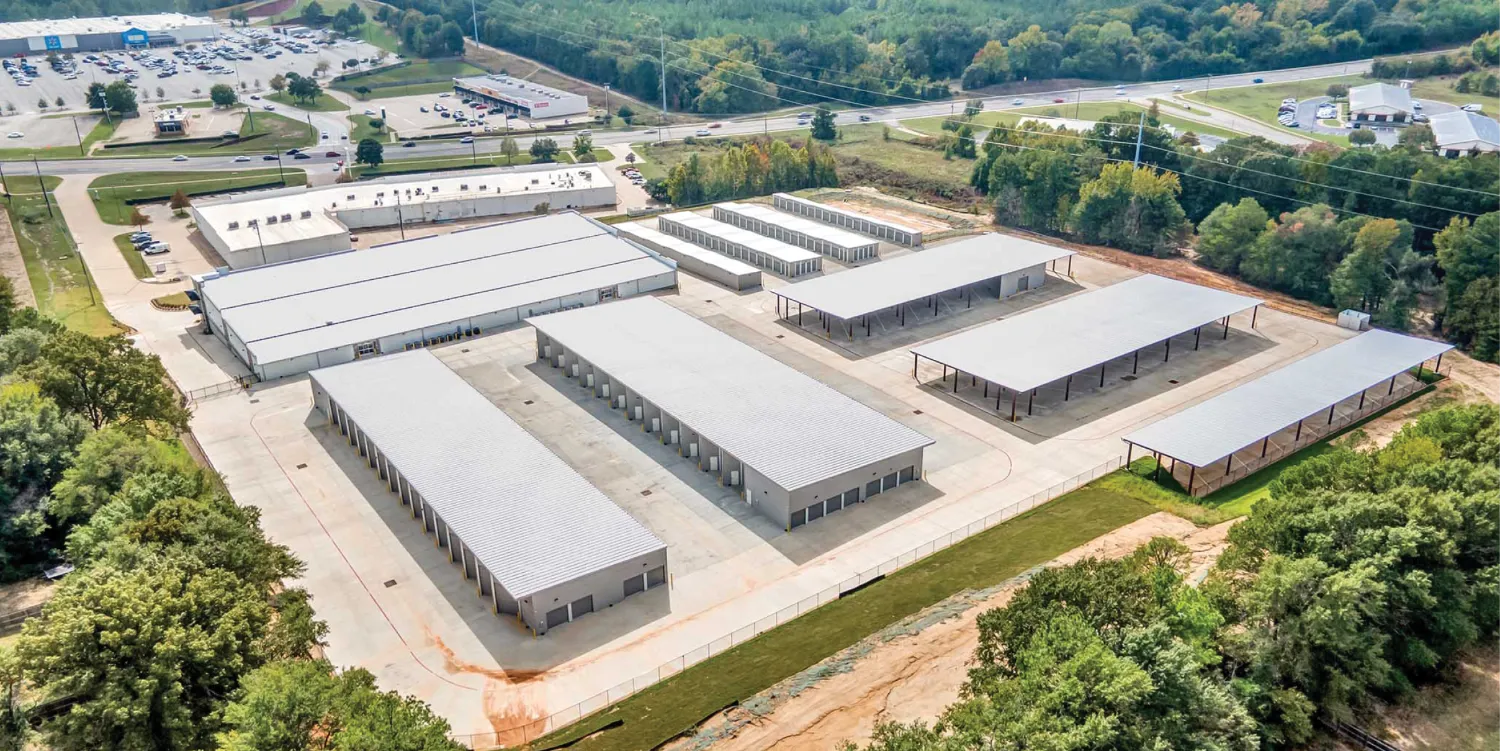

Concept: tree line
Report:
left=849, top=402, right=1500, bottom=750
left=0, top=283, right=462, bottom=750
left=372, top=0, right=1493, bottom=114
left=655, top=137, right=840, bottom=207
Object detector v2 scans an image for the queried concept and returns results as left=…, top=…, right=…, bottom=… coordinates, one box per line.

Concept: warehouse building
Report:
left=712, top=202, right=880, bottom=263
left=452, top=74, right=590, bottom=120
left=0, top=14, right=217, bottom=56
left=1429, top=111, right=1500, bottom=157
left=1122, top=330, right=1451, bottom=496
left=195, top=212, right=677, bottom=380
left=529, top=297, right=934, bottom=530
left=910, top=275, right=1262, bottom=420
left=773, top=193, right=923, bottom=246
left=772, top=234, right=1074, bottom=338
left=1349, top=83, right=1413, bottom=126
left=657, top=211, right=822, bottom=278
left=311, top=349, right=667, bottom=635
left=615, top=221, right=761, bottom=290
left=192, top=164, right=616, bottom=268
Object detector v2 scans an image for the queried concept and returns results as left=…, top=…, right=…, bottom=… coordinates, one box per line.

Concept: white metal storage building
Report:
left=1430, top=111, right=1500, bottom=157
left=195, top=212, right=678, bottom=380
left=310, top=349, right=667, bottom=635
left=191, top=165, right=616, bottom=268
left=773, top=193, right=923, bottom=246
left=615, top=221, right=761, bottom=290
left=529, top=297, right=934, bottom=530
left=657, top=211, right=822, bottom=278
left=910, top=275, right=1263, bottom=420
left=1121, top=330, right=1451, bottom=495
left=712, top=202, right=879, bottom=263
left=771, top=234, right=1074, bottom=338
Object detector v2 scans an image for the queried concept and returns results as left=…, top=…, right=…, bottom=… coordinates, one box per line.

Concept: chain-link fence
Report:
left=451, top=455, right=1125, bottom=749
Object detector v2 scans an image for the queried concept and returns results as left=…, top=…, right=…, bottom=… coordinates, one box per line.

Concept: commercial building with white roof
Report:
left=773, top=193, right=923, bottom=246
left=656, top=211, right=822, bottom=278
left=615, top=221, right=761, bottom=290
left=191, top=164, right=616, bottom=268
left=910, top=275, right=1262, bottom=420
left=712, top=202, right=879, bottom=263
left=1122, top=330, right=1450, bottom=495
left=772, top=233, right=1074, bottom=338
left=452, top=74, right=589, bottom=120
left=0, top=14, right=217, bottom=56
left=195, top=212, right=677, bottom=380
left=1429, top=110, right=1500, bottom=157
left=1349, top=82, right=1414, bottom=126
left=529, top=297, right=934, bottom=530
left=310, top=349, right=667, bottom=635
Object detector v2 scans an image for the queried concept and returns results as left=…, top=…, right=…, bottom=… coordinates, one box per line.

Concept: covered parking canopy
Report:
left=771, top=234, right=1074, bottom=337
left=1121, top=329, right=1452, bottom=494
left=909, top=275, right=1263, bottom=419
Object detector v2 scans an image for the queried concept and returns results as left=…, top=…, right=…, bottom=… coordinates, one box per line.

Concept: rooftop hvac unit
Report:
left=459, top=184, right=468, bottom=190
left=266, top=215, right=278, bottom=224
left=280, top=213, right=292, bottom=222
left=247, top=218, right=258, bottom=226
left=346, top=194, right=355, bottom=200
left=299, top=210, right=312, bottom=219
left=478, top=184, right=487, bottom=191
left=227, top=221, right=239, bottom=229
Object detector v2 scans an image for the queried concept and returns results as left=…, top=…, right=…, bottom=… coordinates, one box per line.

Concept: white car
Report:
left=5, top=132, right=21, bottom=138
left=172, top=155, right=189, bottom=162
left=321, top=131, right=329, bottom=139
left=141, top=243, right=169, bottom=255
left=264, top=104, right=275, bottom=111
left=233, top=155, right=252, bottom=162
left=363, top=109, right=375, bottom=116
left=1282, top=98, right=1297, bottom=106
left=695, top=129, right=711, bottom=136
left=1011, top=98, right=1023, bottom=105
left=1462, top=103, right=1484, bottom=112
left=1172, top=84, right=1183, bottom=91
left=1412, top=100, right=1422, bottom=110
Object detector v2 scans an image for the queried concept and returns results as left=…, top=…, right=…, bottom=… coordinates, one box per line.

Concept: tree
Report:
left=617, top=104, right=635, bottom=123
left=36, top=97, right=47, bottom=111
left=0, top=383, right=87, bottom=576
left=1240, top=205, right=1346, bottom=303
left=21, top=330, right=189, bottom=434
left=961, top=40, right=1012, bottom=89
left=355, top=138, right=384, bottom=167
left=287, top=75, right=322, bottom=105
left=314, top=60, right=331, bottom=78
left=529, top=137, right=559, bottom=163
left=1349, top=128, right=1377, bottom=146
left=810, top=106, right=837, bottom=141
left=1435, top=212, right=1500, bottom=360
left=103, top=80, right=136, bottom=114
left=304, top=0, right=326, bottom=23
left=1196, top=198, right=1269, bottom=274
left=571, top=133, right=594, bottom=159
left=169, top=189, right=192, bottom=214
left=53, top=96, right=64, bottom=108
left=1398, top=123, right=1435, bottom=149
left=500, top=136, right=519, bottom=165
left=1072, top=163, right=1189, bottom=257
left=155, top=86, right=165, bottom=100
left=1007, top=25, right=1063, bottom=79
left=0, top=277, right=15, bottom=336
left=948, top=124, right=976, bottom=158
left=353, top=85, right=372, bottom=99
left=46, top=427, right=169, bottom=526
left=210, top=84, right=238, bottom=109
left=229, top=8, right=249, bottom=26
left=84, top=82, right=106, bottom=111
left=1326, top=83, right=1350, bottom=100
left=128, top=207, right=150, bottom=230
left=269, top=74, right=287, bottom=94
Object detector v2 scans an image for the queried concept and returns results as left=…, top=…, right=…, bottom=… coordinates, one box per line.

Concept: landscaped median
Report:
left=87, top=169, right=308, bottom=225
left=111, top=233, right=153, bottom=280
left=526, top=476, right=1156, bottom=751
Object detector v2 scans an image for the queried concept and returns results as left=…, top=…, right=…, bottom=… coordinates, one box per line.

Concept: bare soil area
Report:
left=685, top=512, right=1234, bottom=751
left=0, top=207, right=36, bottom=308
left=1366, top=647, right=1500, bottom=751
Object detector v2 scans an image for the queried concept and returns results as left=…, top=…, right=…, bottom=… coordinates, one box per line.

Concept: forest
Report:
left=377, top=0, right=1497, bottom=113
left=849, top=402, right=1500, bottom=750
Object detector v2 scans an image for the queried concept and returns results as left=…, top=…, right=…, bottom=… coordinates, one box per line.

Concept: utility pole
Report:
left=0, top=161, right=8, bottom=197
left=603, top=84, right=610, bottom=122
left=1075, top=87, right=1082, bottom=120
left=470, top=0, right=480, bottom=47
left=659, top=28, right=668, bottom=118
left=1132, top=110, right=1145, bottom=168
left=72, top=116, right=84, bottom=156
left=32, top=157, right=52, bottom=218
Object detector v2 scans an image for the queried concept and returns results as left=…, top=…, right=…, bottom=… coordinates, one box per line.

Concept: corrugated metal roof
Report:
left=616, top=221, right=760, bottom=277
left=910, top=275, right=1263, bottom=393
left=527, top=297, right=933, bottom=491
left=201, top=213, right=674, bottom=365
left=1430, top=111, right=1500, bottom=148
left=658, top=212, right=821, bottom=264
left=773, top=234, right=1074, bottom=320
left=453, top=74, right=588, bottom=108
left=1349, top=82, right=1413, bottom=113
left=773, top=193, right=922, bottom=236
left=714, top=202, right=879, bottom=252
left=1122, top=330, right=1451, bottom=467
left=311, top=350, right=665, bottom=599
left=0, top=13, right=213, bottom=40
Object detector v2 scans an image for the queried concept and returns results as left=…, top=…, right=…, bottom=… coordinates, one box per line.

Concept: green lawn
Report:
left=905, top=101, right=1244, bottom=142
left=334, top=60, right=487, bottom=100
left=266, top=91, right=349, bottom=112
left=98, top=111, right=315, bottom=157
left=1400, top=73, right=1500, bottom=110
left=351, top=151, right=542, bottom=177
left=111, top=233, right=152, bottom=280
left=1182, top=75, right=1369, bottom=144
left=354, top=20, right=402, bottom=54
left=88, top=169, right=307, bottom=225
left=2, top=180, right=121, bottom=336
left=533, top=485, right=1156, bottom=750
left=347, top=114, right=390, bottom=143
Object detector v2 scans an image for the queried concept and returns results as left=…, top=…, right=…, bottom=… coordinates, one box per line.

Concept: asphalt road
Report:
left=24, top=57, right=1377, bottom=175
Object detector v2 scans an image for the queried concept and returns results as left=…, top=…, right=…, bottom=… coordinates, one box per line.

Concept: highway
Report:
left=17, top=57, right=1374, bottom=176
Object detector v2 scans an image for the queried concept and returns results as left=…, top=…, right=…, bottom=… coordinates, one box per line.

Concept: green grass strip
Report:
left=112, top=233, right=152, bottom=280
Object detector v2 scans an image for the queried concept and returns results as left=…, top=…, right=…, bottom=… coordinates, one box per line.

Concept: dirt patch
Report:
left=1368, top=646, right=1500, bottom=751
left=814, top=192, right=958, bottom=236
left=0, top=207, right=36, bottom=309
left=0, top=578, right=54, bottom=616
left=684, top=512, right=1234, bottom=751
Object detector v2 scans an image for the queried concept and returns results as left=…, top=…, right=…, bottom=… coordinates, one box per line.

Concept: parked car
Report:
left=858, top=114, right=871, bottom=121
left=1172, top=84, right=1183, bottom=91
left=1462, top=103, right=1484, bottom=112
left=141, top=243, right=169, bottom=255
left=708, top=122, right=722, bottom=128
left=263, top=104, right=275, bottom=111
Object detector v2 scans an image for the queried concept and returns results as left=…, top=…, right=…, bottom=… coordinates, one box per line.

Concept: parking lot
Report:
left=368, top=91, right=560, bottom=140
left=0, top=21, right=386, bottom=149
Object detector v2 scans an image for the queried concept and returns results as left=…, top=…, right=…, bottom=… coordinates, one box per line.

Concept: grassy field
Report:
left=0, top=118, right=118, bottom=160
left=111, top=233, right=152, bottom=280
left=88, top=169, right=307, bottom=225
left=2, top=179, right=121, bottom=336
left=347, top=113, right=389, bottom=143
left=354, top=19, right=402, bottom=54
left=1400, top=73, right=1500, bottom=110
left=904, top=101, right=1242, bottom=142
left=333, top=60, right=487, bottom=100
left=1183, top=75, right=1368, bottom=144
left=266, top=91, right=349, bottom=112
left=99, top=111, right=315, bottom=157
left=533, top=484, right=1156, bottom=750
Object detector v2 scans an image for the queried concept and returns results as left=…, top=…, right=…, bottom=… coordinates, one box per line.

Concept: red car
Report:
left=324, top=151, right=339, bottom=157
left=1053, top=98, right=1066, bottom=103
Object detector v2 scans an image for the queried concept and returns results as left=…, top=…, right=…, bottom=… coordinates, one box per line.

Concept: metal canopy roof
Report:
left=910, top=275, right=1263, bottom=393
left=310, top=350, right=665, bottom=599
left=714, top=202, right=878, bottom=251
left=1121, top=330, right=1452, bottom=468
left=527, top=297, right=933, bottom=492
left=772, top=234, right=1074, bottom=320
